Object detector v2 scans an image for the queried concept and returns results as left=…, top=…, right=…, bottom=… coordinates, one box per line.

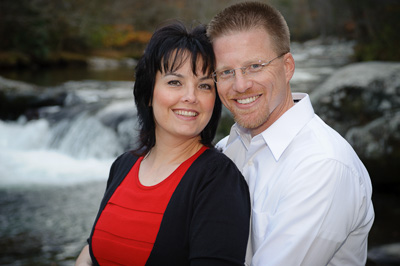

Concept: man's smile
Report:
left=235, top=95, right=261, bottom=105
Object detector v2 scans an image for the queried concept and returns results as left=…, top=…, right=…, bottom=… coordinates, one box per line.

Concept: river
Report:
left=0, top=39, right=399, bottom=265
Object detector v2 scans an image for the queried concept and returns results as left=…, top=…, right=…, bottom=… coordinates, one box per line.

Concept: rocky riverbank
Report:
left=311, top=61, right=400, bottom=187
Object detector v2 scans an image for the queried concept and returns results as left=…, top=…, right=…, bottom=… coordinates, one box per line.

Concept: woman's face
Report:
left=152, top=57, right=216, bottom=144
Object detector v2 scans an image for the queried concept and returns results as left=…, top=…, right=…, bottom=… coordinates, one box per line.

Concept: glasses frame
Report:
left=212, top=53, right=287, bottom=83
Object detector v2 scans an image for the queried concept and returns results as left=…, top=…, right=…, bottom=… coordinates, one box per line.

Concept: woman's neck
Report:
left=139, top=138, right=204, bottom=186
left=146, top=137, right=203, bottom=166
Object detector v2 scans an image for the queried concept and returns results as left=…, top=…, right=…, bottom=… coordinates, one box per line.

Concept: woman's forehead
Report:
left=161, top=50, right=210, bottom=75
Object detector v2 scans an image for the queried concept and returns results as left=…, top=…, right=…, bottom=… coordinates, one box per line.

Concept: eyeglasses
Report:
left=212, top=53, right=286, bottom=84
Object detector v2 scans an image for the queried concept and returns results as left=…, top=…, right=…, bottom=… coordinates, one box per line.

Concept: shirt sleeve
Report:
left=189, top=156, right=251, bottom=266
left=251, top=159, right=372, bottom=266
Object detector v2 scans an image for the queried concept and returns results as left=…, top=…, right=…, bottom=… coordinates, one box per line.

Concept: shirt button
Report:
left=247, top=160, right=253, bottom=166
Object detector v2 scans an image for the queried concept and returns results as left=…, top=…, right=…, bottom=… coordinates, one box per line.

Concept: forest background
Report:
left=0, top=0, right=399, bottom=69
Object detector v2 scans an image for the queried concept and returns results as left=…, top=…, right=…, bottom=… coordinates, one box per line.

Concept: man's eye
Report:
left=219, top=69, right=234, bottom=78
left=248, top=64, right=263, bottom=71
left=168, top=80, right=181, bottom=86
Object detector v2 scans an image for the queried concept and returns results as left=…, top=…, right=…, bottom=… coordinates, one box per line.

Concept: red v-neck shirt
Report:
left=92, top=146, right=207, bottom=265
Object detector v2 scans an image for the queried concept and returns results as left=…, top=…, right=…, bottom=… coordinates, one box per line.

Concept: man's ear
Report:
left=284, top=53, right=295, bottom=84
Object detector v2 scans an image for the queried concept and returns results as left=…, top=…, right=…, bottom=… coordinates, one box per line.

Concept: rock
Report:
left=0, top=231, right=43, bottom=264
left=0, top=76, right=66, bottom=120
left=87, top=56, right=137, bottom=70
left=87, top=57, right=120, bottom=70
left=368, top=243, right=400, bottom=265
left=310, top=62, right=400, bottom=133
left=346, top=112, right=400, bottom=160
left=310, top=62, right=400, bottom=184
left=0, top=76, right=37, bottom=92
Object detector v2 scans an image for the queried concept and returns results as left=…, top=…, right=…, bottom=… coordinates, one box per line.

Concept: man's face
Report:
left=212, top=28, right=294, bottom=136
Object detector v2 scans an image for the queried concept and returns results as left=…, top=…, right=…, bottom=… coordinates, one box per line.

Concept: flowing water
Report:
left=0, top=39, right=398, bottom=265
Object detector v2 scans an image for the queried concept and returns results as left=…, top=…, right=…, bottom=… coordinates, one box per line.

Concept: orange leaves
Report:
left=102, top=24, right=152, bottom=48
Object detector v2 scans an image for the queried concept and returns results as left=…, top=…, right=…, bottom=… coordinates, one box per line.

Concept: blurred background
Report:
left=0, top=0, right=399, bottom=265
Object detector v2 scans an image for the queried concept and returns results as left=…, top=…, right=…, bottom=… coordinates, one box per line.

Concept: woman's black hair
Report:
left=133, top=20, right=221, bottom=156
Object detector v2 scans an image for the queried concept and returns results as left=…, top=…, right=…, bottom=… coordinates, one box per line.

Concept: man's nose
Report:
left=232, top=70, right=252, bottom=93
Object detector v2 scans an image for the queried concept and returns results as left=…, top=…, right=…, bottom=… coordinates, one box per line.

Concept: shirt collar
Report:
left=227, top=93, right=315, bottom=160
left=226, top=123, right=252, bottom=150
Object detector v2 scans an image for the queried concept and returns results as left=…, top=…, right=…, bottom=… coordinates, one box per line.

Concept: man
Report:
left=207, top=2, right=374, bottom=265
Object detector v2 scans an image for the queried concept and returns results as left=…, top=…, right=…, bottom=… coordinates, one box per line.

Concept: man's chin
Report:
left=233, top=113, right=270, bottom=132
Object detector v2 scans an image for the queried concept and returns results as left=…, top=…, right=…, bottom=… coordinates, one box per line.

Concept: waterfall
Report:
left=0, top=80, right=138, bottom=187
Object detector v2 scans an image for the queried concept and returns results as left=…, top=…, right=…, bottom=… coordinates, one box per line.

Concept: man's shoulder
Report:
left=291, top=115, right=369, bottom=177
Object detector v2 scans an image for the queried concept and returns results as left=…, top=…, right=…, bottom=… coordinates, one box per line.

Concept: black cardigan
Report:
left=88, top=148, right=250, bottom=265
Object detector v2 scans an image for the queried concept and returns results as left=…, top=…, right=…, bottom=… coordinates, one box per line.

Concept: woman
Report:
left=76, top=21, right=250, bottom=266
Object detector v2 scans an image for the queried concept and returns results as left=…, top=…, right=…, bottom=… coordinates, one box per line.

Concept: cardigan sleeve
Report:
left=87, top=151, right=139, bottom=265
left=189, top=152, right=251, bottom=265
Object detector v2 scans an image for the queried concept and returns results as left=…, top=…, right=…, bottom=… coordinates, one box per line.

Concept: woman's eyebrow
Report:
left=164, top=71, right=183, bottom=78
left=199, top=75, right=213, bottom=81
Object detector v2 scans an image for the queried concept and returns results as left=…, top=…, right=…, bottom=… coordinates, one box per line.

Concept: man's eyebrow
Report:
left=215, top=65, right=229, bottom=72
left=215, top=58, right=262, bottom=71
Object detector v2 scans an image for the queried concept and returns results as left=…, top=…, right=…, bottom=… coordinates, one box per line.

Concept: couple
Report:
left=76, top=2, right=374, bottom=265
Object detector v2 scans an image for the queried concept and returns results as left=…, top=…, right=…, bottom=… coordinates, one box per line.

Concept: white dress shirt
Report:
left=218, top=93, right=374, bottom=266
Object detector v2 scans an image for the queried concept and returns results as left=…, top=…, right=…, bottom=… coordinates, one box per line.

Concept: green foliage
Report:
left=344, top=0, right=400, bottom=61
left=215, top=110, right=235, bottom=143
left=0, top=0, right=49, bottom=60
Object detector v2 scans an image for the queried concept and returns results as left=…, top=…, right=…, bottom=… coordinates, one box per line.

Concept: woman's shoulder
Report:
left=201, top=147, right=227, bottom=158
left=201, top=147, right=235, bottom=164
left=186, top=148, right=248, bottom=196
left=113, top=150, right=139, bottom=165
left=108, top=151, right=139, bottom=178
left=193, top=147, right=242, bottom=176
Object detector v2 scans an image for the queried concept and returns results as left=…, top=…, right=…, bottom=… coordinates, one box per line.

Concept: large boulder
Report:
left=0, top=76, right=66, bottom=120
left=310, top=62, right=400, bottom=185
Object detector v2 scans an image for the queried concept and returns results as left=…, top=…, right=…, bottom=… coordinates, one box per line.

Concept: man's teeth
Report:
left=237, top=96, right=258, bottom=104
left=175, top=110, right=198, bottom=117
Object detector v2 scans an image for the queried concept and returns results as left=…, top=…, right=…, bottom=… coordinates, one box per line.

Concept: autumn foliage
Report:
left=101, top=25, right=152, bottom=48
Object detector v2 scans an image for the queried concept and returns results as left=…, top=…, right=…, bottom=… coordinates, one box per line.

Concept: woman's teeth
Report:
left=175, top=110, right=198, bottom=117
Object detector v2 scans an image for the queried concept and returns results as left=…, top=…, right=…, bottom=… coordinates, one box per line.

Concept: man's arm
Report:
left=251, top=159, right=371, bottom=266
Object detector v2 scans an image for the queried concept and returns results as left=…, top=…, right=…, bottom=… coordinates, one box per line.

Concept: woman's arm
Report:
left=190, top=155, right=251, bottom=265
left=75, top=245, right=93, bottom=266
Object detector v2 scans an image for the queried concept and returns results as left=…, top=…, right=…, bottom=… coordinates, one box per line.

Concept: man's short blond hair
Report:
left=207, top=1, right=290, bottom=55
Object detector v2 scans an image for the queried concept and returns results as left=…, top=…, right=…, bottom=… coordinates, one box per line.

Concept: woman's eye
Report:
left=168, top=80, right=181, bottom=86
left=199, top=83, right=212, bottom=90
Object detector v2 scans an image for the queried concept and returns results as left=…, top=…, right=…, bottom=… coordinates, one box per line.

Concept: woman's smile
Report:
left=173, top=109, right=199, bottom=117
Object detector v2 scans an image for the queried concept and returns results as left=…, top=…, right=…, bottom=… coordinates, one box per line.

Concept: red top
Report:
left=92, top=146, right=207, bottom=265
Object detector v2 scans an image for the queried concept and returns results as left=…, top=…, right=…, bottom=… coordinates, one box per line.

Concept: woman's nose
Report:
left=181, top=87, right=198, bottom=103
